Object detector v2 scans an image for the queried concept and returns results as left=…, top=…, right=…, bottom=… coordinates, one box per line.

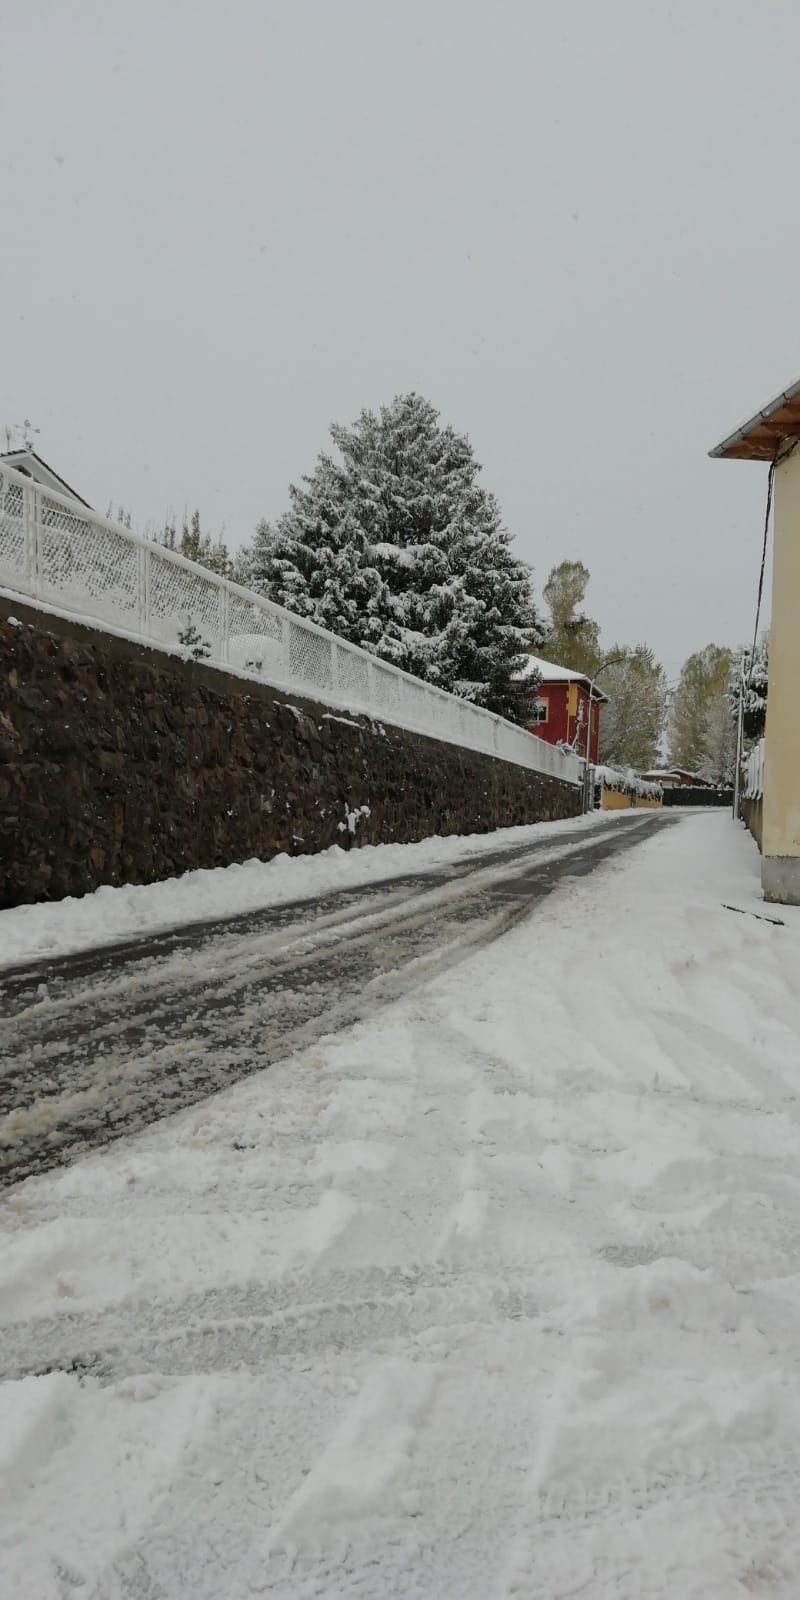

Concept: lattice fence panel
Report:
left=39, top=498, right=140, bottom=624
left=371, top=661, right=402, bottom=720
left=450, top=696, right=473, bottom=748
left=227, top=595, right=285, bottom=678
left=335, top=643, right=370, bottom=706
left=0, top=473, right=26, bottom=584
left=149, top=554, right=223, bottom=652
left=288, top=620, right=334, bottom=694
left=399, top=676, right=430, bottom=733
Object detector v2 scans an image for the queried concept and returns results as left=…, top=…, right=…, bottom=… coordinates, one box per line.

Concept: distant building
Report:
left=0, top=447, right=90, bottom=509
left=517, top=654, right=607, bottom=763
left=711, top=377, right=800, bottom=903
left=640, top=768, right=713, bottom=790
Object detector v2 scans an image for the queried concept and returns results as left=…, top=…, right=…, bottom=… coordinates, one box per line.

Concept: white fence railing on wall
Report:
left=744, top=739, right=764, bottom=800
left=0, top=462, right=583, bottom=787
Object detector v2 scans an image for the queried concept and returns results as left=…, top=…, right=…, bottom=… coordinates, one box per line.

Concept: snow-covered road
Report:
left=0, top=812, right=663, bottom=1186
left=3, top=814, right=800, bottom=1598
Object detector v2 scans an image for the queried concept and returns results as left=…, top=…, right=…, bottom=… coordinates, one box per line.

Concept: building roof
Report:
left=642, top=767, right=712, bottom=785
left=0, top=447, right=91, bottom=508
left=516, top=653, right=610, bottom=702
left=709, top=376, right=800, bottom=462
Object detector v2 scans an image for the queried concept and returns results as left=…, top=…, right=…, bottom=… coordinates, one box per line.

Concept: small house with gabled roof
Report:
left=516, top=653, right=608, bottom=763
left=0, top=447, right=90, bottom=509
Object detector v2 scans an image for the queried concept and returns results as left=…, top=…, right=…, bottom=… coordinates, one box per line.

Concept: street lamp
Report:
left=579, top=653, right=626, bottom=814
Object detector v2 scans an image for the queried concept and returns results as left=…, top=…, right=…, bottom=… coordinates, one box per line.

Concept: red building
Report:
left=517, top=655, right=607, bottom=763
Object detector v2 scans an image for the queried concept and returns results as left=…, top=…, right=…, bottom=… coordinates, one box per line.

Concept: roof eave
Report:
left=709, top=375, right=800, bottom=461
left=0, top=447, right=92, bottom=509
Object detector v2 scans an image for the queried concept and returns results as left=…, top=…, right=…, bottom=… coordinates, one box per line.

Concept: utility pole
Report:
left=581, top=653, right=627, bottom=815
left=582, top=682, right=595, bottom=814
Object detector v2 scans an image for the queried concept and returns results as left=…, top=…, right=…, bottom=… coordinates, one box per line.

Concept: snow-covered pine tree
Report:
left=243, top=394, right=543, bottom=722
left=178, top=617, right=211, bottom=660
left=728, top=637, right=768, bottom=742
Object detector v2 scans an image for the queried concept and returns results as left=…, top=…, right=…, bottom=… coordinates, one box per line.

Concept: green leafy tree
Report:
left=541, top=560, right=601, bottom=677
left=159, top=510, right=233, bottom=579
left=669, top=644, right=733, bottom=774
left=240, top=392, right=543, bottom=722
left=701, top=692, right=737, bottom=784
left=598, top=645, right=667, bottom=770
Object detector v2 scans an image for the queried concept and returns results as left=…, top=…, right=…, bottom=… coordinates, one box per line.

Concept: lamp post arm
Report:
left=581, top=653, right=626, bottom=811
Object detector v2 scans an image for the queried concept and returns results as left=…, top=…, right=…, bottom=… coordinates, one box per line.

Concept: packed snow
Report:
left=0, top=809, right=619, bottom=971
left=2, top=815, right=800, bottom=1597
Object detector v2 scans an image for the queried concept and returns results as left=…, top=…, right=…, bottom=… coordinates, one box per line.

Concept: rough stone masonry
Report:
left=0, top=603, right=581, bottom=908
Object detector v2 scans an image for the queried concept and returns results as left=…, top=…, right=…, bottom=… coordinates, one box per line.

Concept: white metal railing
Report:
left=744, top=738, right=764, bottom=800
left=0, top=461, right=583, bottom=786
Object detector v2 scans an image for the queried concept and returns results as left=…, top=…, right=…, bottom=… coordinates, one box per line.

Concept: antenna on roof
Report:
left=3, top=419, right=40, bottom=452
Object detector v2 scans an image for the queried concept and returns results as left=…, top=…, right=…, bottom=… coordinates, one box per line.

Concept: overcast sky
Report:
left=2, top=0, right=799, bottom=678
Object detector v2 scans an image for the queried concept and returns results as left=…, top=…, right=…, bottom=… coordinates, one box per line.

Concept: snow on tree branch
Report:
left=239, top=393, right=544, bottom=724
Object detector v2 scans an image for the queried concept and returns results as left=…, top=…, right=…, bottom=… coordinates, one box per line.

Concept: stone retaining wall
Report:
left=0, top=602, right=581, bottom=908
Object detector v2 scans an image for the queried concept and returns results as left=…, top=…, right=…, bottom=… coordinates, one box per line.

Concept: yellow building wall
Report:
left=762, top=444, right=800, bottom=901
left=600, top=788, right=633, bottom=810
left=599, top=786, right=662, bottom=811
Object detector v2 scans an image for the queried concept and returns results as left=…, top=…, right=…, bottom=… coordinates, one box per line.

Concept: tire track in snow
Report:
left=0, top=814, right=670, bottom=1187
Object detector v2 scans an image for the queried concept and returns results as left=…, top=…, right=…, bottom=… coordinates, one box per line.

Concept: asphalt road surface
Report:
left=0, top=812, right=674, bottom=1188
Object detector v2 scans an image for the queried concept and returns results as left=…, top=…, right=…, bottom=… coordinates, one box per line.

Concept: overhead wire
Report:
left=746, top=448, right=778, bottom=691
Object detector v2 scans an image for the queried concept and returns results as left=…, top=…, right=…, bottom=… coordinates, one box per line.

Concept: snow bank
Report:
left=0, top=811, right=613, bottom=970
left=0, top=1369, right=223, bottom=1597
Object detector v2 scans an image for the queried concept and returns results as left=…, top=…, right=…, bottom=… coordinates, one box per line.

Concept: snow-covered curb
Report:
left=0, top=811, right=623, bottom=971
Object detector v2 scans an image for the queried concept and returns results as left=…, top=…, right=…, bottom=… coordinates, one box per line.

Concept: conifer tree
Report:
left=242, top=394, right=542, bottom=722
